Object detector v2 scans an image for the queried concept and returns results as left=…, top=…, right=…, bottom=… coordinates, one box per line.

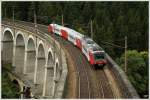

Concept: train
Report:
left=48, top=23, right=107, bottom=68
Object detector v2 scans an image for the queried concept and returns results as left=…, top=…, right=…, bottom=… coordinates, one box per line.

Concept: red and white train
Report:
left=48, top=23, right=107, bottom=68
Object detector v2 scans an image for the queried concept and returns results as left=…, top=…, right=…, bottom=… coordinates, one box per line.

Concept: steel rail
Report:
left=69, top=47, right=91, bottom=98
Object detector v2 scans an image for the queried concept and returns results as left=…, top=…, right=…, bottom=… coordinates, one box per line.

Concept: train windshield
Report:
left=94, top=52, right=105, bottom=60
left=86, top=40, right=95, bottom=44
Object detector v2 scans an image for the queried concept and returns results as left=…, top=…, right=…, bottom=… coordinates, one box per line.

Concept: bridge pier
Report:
left=53, top=78, right=56, bottom=97
left=34, top=55, right=38, bottom=84
left=42, top=64, right=55, bottom=97
left=14, top=45, right=25, bottom=74
left=42, top=53, right=48, bottom=97
left=12, top=45, right=16, bottom=72
left=2, top=40, right=14, bottom=64
left=42, top=65, right=48, bottom=97
left=23, top=50, right=36, bottom=75
left=23, top=50, right=27, bottom=74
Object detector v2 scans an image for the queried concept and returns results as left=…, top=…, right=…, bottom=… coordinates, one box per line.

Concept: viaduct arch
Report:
left=1, top=25, right=67, bottom=98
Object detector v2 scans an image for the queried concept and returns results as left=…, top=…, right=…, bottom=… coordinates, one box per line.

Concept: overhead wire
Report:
left=100, top=40, right=125, bottom=49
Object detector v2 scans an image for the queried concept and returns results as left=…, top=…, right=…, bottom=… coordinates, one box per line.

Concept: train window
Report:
left=86, top=40, right=94, bottom=44
left=94, top=53, right=104, bottom=60
left=93, top=47, right=102, bottom=51
left=69, top=34, right=75, bottom=40
left=54, top=28, right=59, bottom=32
left=54, top=28, right=60, bottom=34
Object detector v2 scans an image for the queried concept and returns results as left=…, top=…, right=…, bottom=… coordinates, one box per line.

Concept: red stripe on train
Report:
left=76, top=38, right=82, bottom=50
left=89, top=52, right=95, bottom=65
left=61, top=29, right=68, bottom=40
left=48, top=25, right=53, bottom=33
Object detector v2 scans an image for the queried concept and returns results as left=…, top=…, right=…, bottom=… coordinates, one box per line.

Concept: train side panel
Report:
left=82, top=45, right=90, bottom=61
left=68, top=33, right=76, bottom=45
left=89, top=52, right=95, bottom=65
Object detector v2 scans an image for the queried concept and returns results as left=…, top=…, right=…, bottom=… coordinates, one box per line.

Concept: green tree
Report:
left=116, top=50, right=148, bottom=98
left=2, top=70, right=20, bottom=98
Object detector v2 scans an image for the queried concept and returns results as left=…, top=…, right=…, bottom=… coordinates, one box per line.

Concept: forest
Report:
left=2, top=1, right=148, bottom=98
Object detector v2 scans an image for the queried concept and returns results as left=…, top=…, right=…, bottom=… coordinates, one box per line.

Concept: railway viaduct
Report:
left=1, top=22, right=68, bottom=98
left=1, top=20, right=139, bottom=99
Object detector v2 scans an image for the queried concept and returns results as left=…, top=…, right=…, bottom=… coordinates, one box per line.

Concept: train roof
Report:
left=83, top=37, right=104, bottom=52
left=85, top=38, right=95, bottom=44
left=52, top=24, right=68, bottom=31
left=71, top=29, right=84, bottom=39
left=90, top=45, right=104, bottom=53
left=54, top=24, right=84, bottom=39
left=52, top=24, right=104, bottom=52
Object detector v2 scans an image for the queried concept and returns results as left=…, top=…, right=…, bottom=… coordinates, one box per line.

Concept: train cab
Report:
left=91, top=49, right=107, bottom=67
left=82, top=37, right=106, bottom=68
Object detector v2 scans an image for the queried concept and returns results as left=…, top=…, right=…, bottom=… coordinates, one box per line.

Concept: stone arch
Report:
left=27, top=35, right=36, bottom=51
left=37, top=40, right=46, bottom=58
left=44, top=47, right=55, bottom=96
left=2, top=28, right=14, bottom=41
left=25, top=35, right=36, bottom=76
left=15, top=32, right=26, bottom=74
left=36, top=40, right=46, bottom=95
left=48, top=47, right=54, bottom=60
left=48, top=52, right=53, bottom=67
left=2, top=28, right=14, bottom=65
left=15, top=32, right=25, bottom=47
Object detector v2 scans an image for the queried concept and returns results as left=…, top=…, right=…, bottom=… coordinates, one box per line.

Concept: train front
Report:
left=94, top=51, right=107, bottom=66
left=90, top=51, right=107, bottom=68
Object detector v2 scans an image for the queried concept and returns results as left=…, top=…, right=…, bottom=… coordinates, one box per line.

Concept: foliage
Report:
left=2, top=63, right=12, bottom=71
left=2, top=2, right=148, bottom=57
left=2, top=2, right=148, bottom=98
left=116, top=50, right=148, bottom=98
left=2, top=70, right=20, bottom=98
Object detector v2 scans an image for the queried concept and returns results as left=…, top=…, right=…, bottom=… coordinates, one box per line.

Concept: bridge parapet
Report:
left=106, top=53, right=139, bottom=98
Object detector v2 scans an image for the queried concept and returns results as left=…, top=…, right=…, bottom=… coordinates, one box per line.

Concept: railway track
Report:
left=2, top=20, right=123, bottom=98
left=68, top=41, right=91, bottom=98
left=53, top=35, right=114, bottom=98
left=50, top=33, right=91, bottom=98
